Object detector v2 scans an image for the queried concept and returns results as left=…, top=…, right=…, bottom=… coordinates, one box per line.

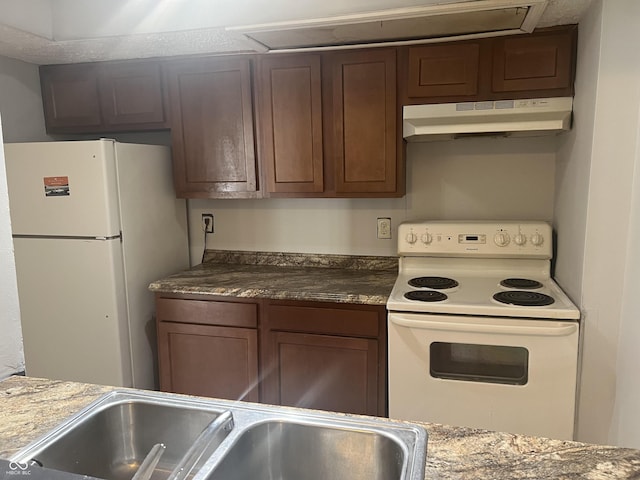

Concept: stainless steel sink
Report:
left=10, top=392, right=228, bottom=480
left=202, top=420, right=406, bottom=480
left=11, top=390, right=427, bottom=480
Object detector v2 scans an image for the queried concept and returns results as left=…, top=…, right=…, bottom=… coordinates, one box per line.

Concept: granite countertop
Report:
left=149, top=250, right=399, bottom=305
left=2, top=376, right=640, bottom=479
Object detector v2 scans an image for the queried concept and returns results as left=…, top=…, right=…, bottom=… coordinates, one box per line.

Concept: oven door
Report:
left=388, top=312, right=579, bottom=440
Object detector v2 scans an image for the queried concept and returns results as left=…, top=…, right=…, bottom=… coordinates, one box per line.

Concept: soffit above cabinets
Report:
left=0, top=0, right=592, bottom=64
left=227, top=0, right=548, bottom=52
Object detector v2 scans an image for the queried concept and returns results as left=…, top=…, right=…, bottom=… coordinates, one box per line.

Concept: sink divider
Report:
left=131, top=443, right=166, bottom=480
left=167, top=410, right=235, bottom=480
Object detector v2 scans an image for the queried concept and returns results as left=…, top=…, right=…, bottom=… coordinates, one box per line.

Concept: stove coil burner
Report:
left=404, top=291, right=448, bottom=302
left=493, top=291, right=555, bottom=307
left=408, top=276, right=459, bottom=290
left=500, top=278, right=543, bottom=289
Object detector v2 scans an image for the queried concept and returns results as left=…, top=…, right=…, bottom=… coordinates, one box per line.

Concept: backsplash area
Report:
left=188, top=135, right=557, bottom=265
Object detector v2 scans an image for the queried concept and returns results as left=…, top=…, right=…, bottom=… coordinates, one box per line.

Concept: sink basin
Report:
left=11, top=390, right=427, bottom=480
left=202, top=420, right=405, bottom=480
left=12, top=392, right=226, bottom=480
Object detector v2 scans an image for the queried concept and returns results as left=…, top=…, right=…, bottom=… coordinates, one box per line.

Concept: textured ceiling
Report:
left=0, top=0, right=593, bottom=65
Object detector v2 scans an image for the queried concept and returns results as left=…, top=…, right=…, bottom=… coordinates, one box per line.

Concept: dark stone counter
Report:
left=149, top=250, right=398, bottom=305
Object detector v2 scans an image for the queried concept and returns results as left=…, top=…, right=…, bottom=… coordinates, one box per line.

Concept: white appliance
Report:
left=403, top=97, right=573, bottom=142
left=387, top=221, right=580, bottom=440
left=4, top=139, right=189, bottom=389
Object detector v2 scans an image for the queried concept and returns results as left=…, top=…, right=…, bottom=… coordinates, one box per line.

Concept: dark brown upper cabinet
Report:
left=257, top=54, right=324, bottom=195
left=407, top=42, right=480, bottom=99
left=166, top=55, right=259, bottom=199
left=40, top=60, right=169, bottom=134
left=492, top=28, right=576, bottom=95
left=257, top=48, right=403, bottom=198
left=328, top=48, right=401, bottom=196
left=402, top=25, right=577, bottom=105
left=99, top=62, right=168, bottom=128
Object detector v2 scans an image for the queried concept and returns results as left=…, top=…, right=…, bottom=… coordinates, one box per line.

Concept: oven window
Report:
left=430, top=342, right=529, bottom=385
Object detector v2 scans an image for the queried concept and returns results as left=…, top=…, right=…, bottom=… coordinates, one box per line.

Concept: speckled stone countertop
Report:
left=2, top=376, right=640, bottom=479
left=149, top=250, right=398, bottom=305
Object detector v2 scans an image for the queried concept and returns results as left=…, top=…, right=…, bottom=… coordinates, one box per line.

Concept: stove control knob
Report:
left=531, top=232, right=545, bottom=246
left=405, top=232, right=418, bottom=244
left=513, top=233, right=527, bottom=246
left=493, top=232, right=511, bottom=247
left=421, top=232, right=433, bottom=245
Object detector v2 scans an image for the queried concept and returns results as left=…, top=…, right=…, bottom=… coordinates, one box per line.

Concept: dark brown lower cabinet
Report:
left=267, top=331, right=380, bottom=415
left=156, top=295, right=259, bottom=402
left=156, top=295, right=387, bottom=416
left=261, top=301, right=387, bottom=416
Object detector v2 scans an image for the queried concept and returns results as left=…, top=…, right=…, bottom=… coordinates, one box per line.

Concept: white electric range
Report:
left=386, top=221, right=580, bottom=440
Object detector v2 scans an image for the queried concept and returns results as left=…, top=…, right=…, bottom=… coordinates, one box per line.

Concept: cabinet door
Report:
left=328, top=48, right=399, bottom=195
left=158, top=321, right=259, bottom=402
left=268, top=331, right=379, bottom=415
left=258, top=54, right=324, bottom=194
left=40, top=64, right=102, bottom=132
left=492, top=29, right=575, bottom=94
left=167, top=56, right=258, bottom=198
left=407, top=43, right=480, bottom=98
left=99, top=61, right=168, bottom=128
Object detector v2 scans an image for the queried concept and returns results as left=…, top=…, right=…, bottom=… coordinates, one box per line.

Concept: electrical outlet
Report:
left=202, top=213, right=214, bottom=233
left=377, top=217, right=392, bottom=239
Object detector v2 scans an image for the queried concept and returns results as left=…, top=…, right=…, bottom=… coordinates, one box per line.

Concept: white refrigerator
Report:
left=4, top=139, right=189, bottom=389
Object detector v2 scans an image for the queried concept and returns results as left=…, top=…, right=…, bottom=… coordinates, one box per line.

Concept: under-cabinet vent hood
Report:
left=228, top=0, right=548, bottom=52
left=403, top=97, right=573, bottom=142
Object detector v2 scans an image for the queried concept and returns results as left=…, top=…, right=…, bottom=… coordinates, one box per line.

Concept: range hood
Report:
left=403, top=97, right=573, bottom=142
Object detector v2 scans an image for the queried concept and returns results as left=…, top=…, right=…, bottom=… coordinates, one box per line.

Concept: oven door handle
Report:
left=389, top=315, right=578, bottom=337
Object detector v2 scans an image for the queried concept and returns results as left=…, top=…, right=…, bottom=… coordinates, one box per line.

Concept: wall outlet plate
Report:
left=377, top=217, right=392, bottom=239
left=202, top=213, right=214, bottom=233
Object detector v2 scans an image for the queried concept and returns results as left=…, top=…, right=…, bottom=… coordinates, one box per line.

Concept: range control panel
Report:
left=398, top=221, right=552, bottom=258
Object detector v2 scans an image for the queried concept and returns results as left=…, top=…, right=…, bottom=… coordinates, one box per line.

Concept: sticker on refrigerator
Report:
left=44, top=176, right=70, bottom=197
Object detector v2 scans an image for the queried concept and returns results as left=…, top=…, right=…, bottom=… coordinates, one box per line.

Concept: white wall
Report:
left=187, top=136, right=557, bottom=265
left=555, top=0, right=640, bottom=448
left=613, top=103, right=640, bottom=447
left=580, top=0, right=640, bottom=447
left=553, top=0, right=601, bottom=303
left=0, top=115, right=24, bottom=379
left=0, top=56, right=50, bottom=142
left=0, top=55, right=49, bottom=379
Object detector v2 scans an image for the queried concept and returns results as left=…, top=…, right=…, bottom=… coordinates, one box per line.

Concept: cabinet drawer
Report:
left=157, top=298, right=258, bottom=328
left=266, top=303, right=381, bottom=337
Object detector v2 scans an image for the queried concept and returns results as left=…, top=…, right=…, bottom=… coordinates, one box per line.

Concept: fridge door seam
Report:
left=13, top=234, right=121, bottom=241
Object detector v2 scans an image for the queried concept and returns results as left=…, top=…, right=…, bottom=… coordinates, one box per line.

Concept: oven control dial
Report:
left=493, top=232, right=511, bottom=247
left=405, top=232, right=418, bottom=244
left=513, top=233, right=527, bottom=246
left=531, top=232, right=545, bottom=246
left=421, top=232, right=433, bottom=245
